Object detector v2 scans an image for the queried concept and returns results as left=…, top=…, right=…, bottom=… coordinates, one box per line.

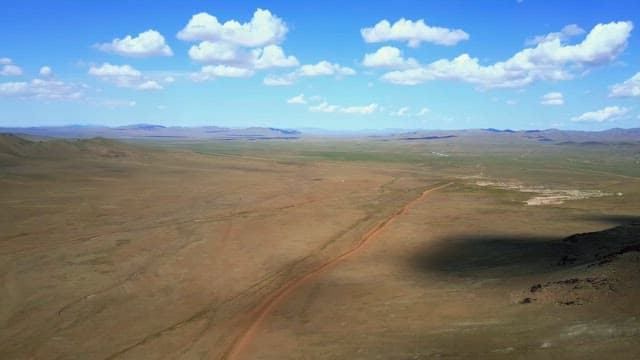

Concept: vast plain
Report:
left=1, top=131, right=639, bottom=359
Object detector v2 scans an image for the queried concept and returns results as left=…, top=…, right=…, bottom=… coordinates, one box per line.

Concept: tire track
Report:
left=223, top=182, right=452, bottom=360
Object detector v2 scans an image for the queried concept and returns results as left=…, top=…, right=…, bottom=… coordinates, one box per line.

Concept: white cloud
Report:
left=263, top=74, right=295, bottom=86
left=309, top=101, right=338, bottom=113
left=39, top=66, right=52, bottom=77
left=0, top=78, right=84, bottom=100
left=541, top=92, right=564, bottom=105
left=100, top=99, right=137, bottom=108
left=89, top=63, right=141, bottom=77
left=416, top=107, right=430, bottom=116
left=362, top=46, right=418, bottom=69
left=188, top=41, right=247, bottom=64
left=571, top=106, right=630, bottom=122
left=263, top=60, right=355, bottom=86
left=390, top=106, right=410, bottom=116
left=253, top=45, right=299, bottom=69
left=164, top=76, right=175, bottom=83
left=0, top=57, right=11, bottom=65
left=96, top=30, right=173, bottom=57
left=1, top=64, right=23, bottom=76
left=609, top=72, right=640, bottom=97
left=340, top=103, right=379, bottom=114
left=192, top=65, right=255, bottom=81
left=361, top=18, right=469, bottom=47
left=286, top=93, right=306, bottom=104
left=88, top=63, right=163, bottom=90
left=381, top=21, right=633, bottom=88
left=298, top=61, right=356, bottom=77
left=309, top=101, right=378, bottom=114
left=526, top=24, right=585, bottom=46
left=188, top=43, right=297, bottom=72
left=137, top=80, right=163, bottom=90
left=177, top=9, right=288, bottom=48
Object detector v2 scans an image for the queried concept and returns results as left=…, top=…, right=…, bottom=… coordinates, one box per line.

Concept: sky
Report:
left=1, top=0, right=639, bottom=130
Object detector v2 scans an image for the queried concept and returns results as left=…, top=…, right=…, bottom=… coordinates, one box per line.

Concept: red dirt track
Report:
left=224, top=182, right=453, bottom=360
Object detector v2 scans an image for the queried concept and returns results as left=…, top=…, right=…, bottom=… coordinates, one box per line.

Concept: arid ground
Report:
left=1, top=134, right=639, bottom=359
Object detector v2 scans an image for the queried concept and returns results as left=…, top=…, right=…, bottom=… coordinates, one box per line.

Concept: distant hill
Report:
left=1, top=125, right=639, bottom=143
left=0, top=125, right=301, bottom=140
left=0, top=134, right=144, bottom=163
left=383, top=128, right=640, bottom=144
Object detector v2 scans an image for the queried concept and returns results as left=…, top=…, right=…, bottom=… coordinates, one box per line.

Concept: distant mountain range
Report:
left=0, top=124, right=302, bottom=140
left=1, top=124, right=639, bottom=143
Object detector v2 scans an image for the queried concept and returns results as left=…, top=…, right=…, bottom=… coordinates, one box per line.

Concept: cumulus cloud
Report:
left=309, top=101, right=378, bottom=114
left=541, top=92, right=564, bottom=105
left=263, top=60, right=355, bottom=86
left=309, top=102, right=339, bottom=113
left=609, top=72, right=640, bottom=97
left=252, top=45, right=299, bottom=69
left=571, top=106, right=630, bottom=122
left=188, top=41, right=247, bottom=64
left=416, top=107, right=430, bottom=116
left=340, top=103, right=379, bottom=114
left=191, top=65, right=255, bottom=81
left=263, top=74, right=295, bottom=86
left=39, top=66, right=52, bottom=77
left=526, top=24, right=585, bottom=46
left=1, top=58, right=23, bottom=76
left=88, top=63, right=163, bottom=90
left=390, top=106, right=410, bottom=116
left=0, top=78, right=84, bottom=100
left=361, top=18, right=469, bottom=47
left=286, top=93, right=306, bottom=104
left=177, top=9, right=287, bottom=47
left=1, top=64, right=23, bottom=76
left=298, top=61, right=356, bottom=77
left=137, top=80, right=163, bottom=90
left=181, top=10, right=297, bottom=80
left=362, top=46, right=418, bottom=69
left=96, top=30, right=173, bottom=57
left=381, top=21, right=633, bottom=88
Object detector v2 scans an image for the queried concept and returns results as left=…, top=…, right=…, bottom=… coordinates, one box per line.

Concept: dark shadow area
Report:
left=410, top=218, right=640, bottom=279
left=579, top=214, right=640, bottom=226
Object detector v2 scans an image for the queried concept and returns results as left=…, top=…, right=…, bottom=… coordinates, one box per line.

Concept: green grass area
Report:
left=133, top=138, right=640, bottom=184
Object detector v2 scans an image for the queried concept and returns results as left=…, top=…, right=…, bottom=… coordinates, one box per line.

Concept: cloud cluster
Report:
left=179, top=9, right=357, bottom=84
left=179, top=9, right=302, bottom=81
left=609, top=72, right=640, bottom=97
left=361, top=18, right=469, bottom=47
left=571, top=105, right=630, bottom=122
left=177, top=9, right=287, bottom=47
left=0, top=78, right=84, bottom=100
left=287, top=94, right=377, bottom=114
left=540, top=92, right=564, bottom=105
left=191, top=65, right=254, bottom=81
left=88, top=63, right=163, bottom=90
left=310, top=101, right=378, bottom=114
left=96, top=30, right=173, bottom=57
left=0, top=57, right=23, bottom=76
left=390, top=106, right=430, bottom=117
left=380, top=21, right=633, bottom=88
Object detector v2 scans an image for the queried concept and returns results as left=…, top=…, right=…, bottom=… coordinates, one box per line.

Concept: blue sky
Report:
left=1, top=0, right=639, bottom=130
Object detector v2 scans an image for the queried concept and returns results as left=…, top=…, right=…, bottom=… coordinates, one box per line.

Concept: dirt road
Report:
left=224, top=182, right=452, bottom=360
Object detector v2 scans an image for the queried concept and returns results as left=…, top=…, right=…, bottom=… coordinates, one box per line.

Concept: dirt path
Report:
left=223, top=182, right=453, bottom=360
